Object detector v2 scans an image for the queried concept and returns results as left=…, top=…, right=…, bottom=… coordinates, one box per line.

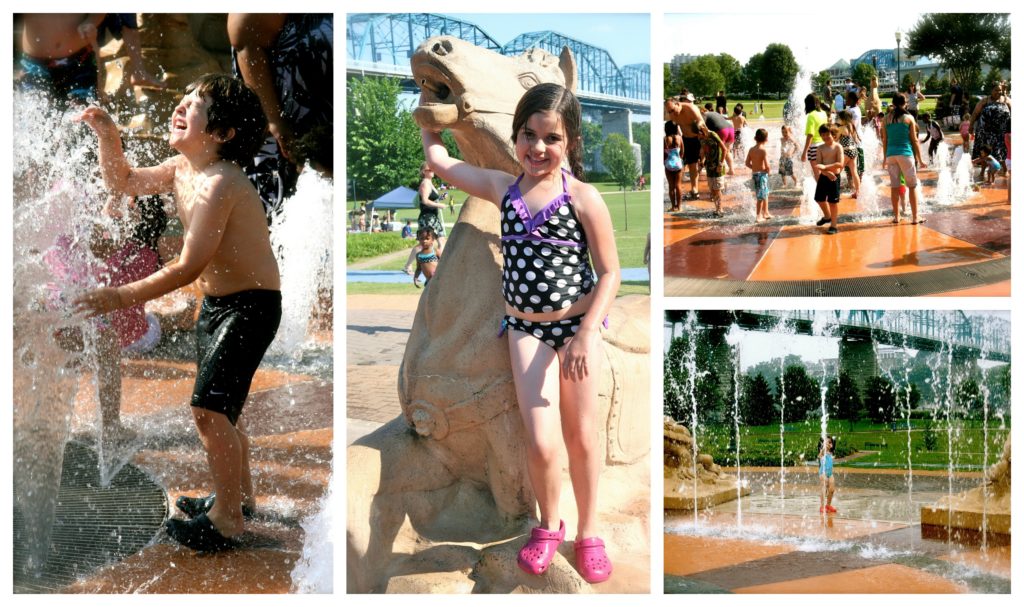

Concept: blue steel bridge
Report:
left=346, top=13, right=650, bottom=114
left=666, top=310, right=1010, bottom=367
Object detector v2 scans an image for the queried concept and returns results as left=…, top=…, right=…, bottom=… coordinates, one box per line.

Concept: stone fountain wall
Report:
left=664, top=418, right=750, bottom=510
left=921, top=437, right=1011, bottom=536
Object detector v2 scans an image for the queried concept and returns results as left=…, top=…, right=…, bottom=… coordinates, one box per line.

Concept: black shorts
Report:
left=192, top=289, right=282, bottom=425
left=814, top=174, right=841, bottom=204
left=683, top=136, right=701, bottom=165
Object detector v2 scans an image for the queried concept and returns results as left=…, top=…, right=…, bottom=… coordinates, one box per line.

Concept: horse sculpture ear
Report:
left=559, top=46, right=577, bottom=93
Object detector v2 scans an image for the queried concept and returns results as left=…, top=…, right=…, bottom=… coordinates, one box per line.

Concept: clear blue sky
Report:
left=448, top=13, right=650, bottom=67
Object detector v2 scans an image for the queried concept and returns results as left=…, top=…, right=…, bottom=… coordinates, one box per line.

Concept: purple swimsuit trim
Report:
left=499, top=234, right=581, bottom=248
left=507, top=170, right=574, bottom=236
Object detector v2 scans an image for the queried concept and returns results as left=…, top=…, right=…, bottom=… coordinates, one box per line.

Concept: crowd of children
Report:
left=665, top=80, right=1010, bottom=233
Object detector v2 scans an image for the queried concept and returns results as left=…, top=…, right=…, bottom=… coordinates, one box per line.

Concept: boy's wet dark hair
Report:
left=754, top=128, right=768, bottom=143
left=510, top=83, right=584, bottom=179
left=979, top=144, right=993, bottom=156
left=416, top=226, right=437, bottom=240
left=704, top=102, right=714, bottom=112
left=664, top=120, right=679, bottom=137
left=184, top=74, right=268, bottom=165
left=292, top=124, right=332, bottom=174
left=921, top=112, right=932, bottom=122
left=819, top=123, right=839, bottom=137
left=733, top=103, right=744, bottom=116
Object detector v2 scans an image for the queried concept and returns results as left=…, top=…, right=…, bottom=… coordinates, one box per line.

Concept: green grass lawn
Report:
left=348, top=182, right=651, bottom=270
left=698, top=420, right=1010, bottom=471
left=715, top=98, right=939, bottom=122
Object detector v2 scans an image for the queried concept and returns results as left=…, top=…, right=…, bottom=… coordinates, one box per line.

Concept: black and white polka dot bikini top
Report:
left=500, top=170, right=595, bottom=314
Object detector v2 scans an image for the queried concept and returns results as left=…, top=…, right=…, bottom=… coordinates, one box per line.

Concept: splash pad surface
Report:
left=665, top=467, right=1010, bottom=594
left=663, top=123, right=1010, bottom=297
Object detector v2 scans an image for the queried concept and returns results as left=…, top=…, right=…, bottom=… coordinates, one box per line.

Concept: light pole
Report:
left=895, top=31, right=902, bottom=94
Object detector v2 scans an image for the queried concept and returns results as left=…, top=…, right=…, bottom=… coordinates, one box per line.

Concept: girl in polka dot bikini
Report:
left=421, top=83, right=619, bottom=584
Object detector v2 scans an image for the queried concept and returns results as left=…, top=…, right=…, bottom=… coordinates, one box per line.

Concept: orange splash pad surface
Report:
left=665, top=502, right=1010, bottom=593
left=663, top=125, right=1009, bottom=296
left=62, top=329, right=333, bottom=594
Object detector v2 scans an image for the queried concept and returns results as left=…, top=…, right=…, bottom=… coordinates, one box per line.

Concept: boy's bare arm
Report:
left=74, top=174, right=237, bottom=315
left=75, top=107, right=176, bottom=196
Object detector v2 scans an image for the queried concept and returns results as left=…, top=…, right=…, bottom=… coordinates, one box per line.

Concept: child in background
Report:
left=778, top=125, right=798, bottom=188
left=918, top=112, right=945, bottom=163
left=836, top=110, right=861, bottom=198
left=819, top=436, right=837, bottom=514
left=730, top=103, right=748, bottom=163
left=960, top=112, right=972, bottom=153
left=698, top=123, right=727, bottom=216
left=403, top=226, right=443, bottom=287
left=745, top=128, right=772, bottom=222
left=974, top=145, right=1003, bottom=185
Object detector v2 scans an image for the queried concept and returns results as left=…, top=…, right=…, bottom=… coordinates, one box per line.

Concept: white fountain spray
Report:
left=726, top=323, right=744, bottom=528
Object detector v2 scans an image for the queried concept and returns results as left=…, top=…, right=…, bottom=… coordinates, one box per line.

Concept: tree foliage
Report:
left=678, top=55, right=725, bottom=98
left=741, top=53, right=763, bottom=97
left=633, top=121, right=651, bottom=173
left=863, top=375, right=898, bottom=424
left=775, top=365, right=820, bottom=422
left=760, top=44, right=799, bottom=97
left=601, top=133, right=638, bottom=190
left=826, top=370, right=863, bottom=422
left=907, top=13, right=1010, bottom=94
left=664, top=331, right=728, bottom=426
left=717, top=53, right=744, bottom=93
left=741, top=372, right=777, bottom=426
left=813, top=71, right=831, bottom=96
left=581, top=120, right=604, bottom=172
left=851, top=63, right=877, bottom=89
left=347, top=77, right=422, bottom=199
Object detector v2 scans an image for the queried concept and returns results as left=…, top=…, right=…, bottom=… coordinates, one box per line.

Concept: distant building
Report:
left=669, top=53, right=699, bottom=72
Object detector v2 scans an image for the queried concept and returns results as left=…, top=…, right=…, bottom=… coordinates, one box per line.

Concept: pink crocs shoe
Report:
left=574, top=537, right=612, bottom=583
left=517, top=520, right=565, bottom=575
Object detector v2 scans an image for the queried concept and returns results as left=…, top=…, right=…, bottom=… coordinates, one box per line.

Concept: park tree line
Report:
left=664, top=44, right=800, bottom=99
left=664, top=333, right=1011, bottom=430
left=347, top=76, right=650, bottom=201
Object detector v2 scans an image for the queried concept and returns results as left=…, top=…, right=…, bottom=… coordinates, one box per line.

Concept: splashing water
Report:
left=267, top=167, right=333, bottom=370
left=291, top=472, right=335, bottom=593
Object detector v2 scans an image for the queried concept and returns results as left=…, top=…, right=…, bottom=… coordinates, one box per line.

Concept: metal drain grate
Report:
left=13, top=440, right=168, bottom=593
left=665, top=257, right=1011, bottom=297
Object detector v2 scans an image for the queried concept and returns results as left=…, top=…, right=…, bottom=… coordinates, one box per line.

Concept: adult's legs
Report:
left=192, top=407, right=246, bottom=537
left=686, top=163, right=699, bottom=198
left=556, top=337, right=602, bottom=541
left=509, top=332, right=563, bottom=532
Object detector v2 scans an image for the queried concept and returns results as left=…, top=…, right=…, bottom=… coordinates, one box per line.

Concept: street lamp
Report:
left=895, top=30, right=902, bottom=93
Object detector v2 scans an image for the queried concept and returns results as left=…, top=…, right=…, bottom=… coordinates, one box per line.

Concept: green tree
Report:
left=679, top=55, right=725, bottom=98
left=741, top=53, right=764, bottom=97
left=901, top=73, right=916, bottom=93
left=760, top=44, right=799, bottom=97
left=664, top=337, right=687, bottom=420
left=925, top=73, right=941, bottom=93
left=813, top=71, right=831, bottom=96
left=664, top=331, right=728, bottom=426
left=601, top=133, right=637, bottom=231
left=982, top=66, right=1005, bottom=96
left=717, top=53, right=743, bottom=94
left=633, top=121, right=651, bottom=174
left=955, top=377, right=982, bottom=418
left=863, top=375, right=898, bottom=424
left=827, top=370, right=862, bottom=423
left=664, top=63, right=674, bottom=99
left=851, top=63, right=877, bottom=89
left=347, top=76, right=422, bottom=199
left=775, top=365, right=820, bottom=422
left=907, top=13, right=1010, bottom=95
left=581, top=120, right=604, bottom=172
left=741, top=372, right=776, bottom=426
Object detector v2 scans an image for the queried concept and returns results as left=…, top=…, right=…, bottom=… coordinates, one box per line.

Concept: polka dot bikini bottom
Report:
left=500, top=314, right=582, bottom=350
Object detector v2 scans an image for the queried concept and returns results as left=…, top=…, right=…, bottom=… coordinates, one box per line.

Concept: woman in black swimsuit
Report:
left=417, top=162, right=447, bottom=246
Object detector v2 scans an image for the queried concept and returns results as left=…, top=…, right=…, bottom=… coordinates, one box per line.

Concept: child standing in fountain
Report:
left=421, top=83, right=619, bottom=584
left=813, top=124, right=846, bottom=234
left=698, top=123, right=727, bottom=216
left=73, top=74, right=281, bottom=552
left=778, top=125, right=798, bottom=188
left=745, top=128, right=772, bottom=222
left=819, top=436, right=837, bottom=514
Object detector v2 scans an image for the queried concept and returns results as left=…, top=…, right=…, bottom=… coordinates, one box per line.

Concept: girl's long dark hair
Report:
left=511, top=83, right=584, bottom=180
left=804, top=93, right=821, bottom=114
left=888, top=93, right=908, bottom=123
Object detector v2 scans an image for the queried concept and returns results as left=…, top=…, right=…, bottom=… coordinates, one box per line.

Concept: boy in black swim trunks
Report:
left=813, top=124, right=845, bottom=234
left=74, top=74, right=281, bottom=552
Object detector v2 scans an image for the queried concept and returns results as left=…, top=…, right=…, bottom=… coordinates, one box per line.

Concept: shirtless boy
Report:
left=18, top=14, right=105, bottom=105
left=745, top=128, right=772, bottom=222
left=813, top=124, right=846, bottom=234
left=664, top=90, right=705, bottom=200
left=74, top=74, right=281, bottom=551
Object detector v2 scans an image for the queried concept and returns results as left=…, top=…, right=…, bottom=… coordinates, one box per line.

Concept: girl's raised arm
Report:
left=422, top=129, right=513, bottom=206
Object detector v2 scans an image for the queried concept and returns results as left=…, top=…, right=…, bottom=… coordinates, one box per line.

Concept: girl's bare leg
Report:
left=509, top=331, right=563, bottom=531
left=556, top=337, right=602, bottom=541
